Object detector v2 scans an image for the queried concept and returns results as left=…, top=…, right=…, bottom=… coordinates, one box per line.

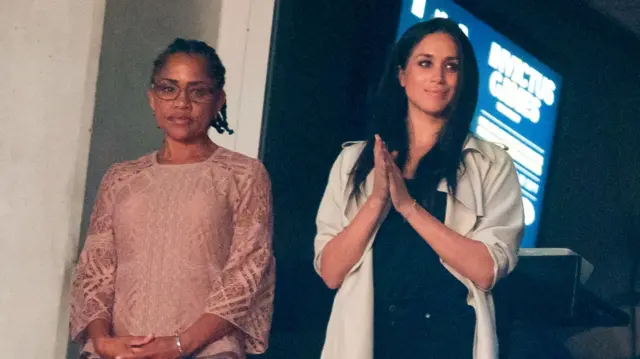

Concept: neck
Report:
left=402, top=105, right=445, bottom=179
left=406, top=105, right=445, bottom=159
left=158, top=135, right=217, bottom=164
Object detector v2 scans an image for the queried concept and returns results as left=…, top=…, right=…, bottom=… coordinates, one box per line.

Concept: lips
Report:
left=425, top=88, right=448, bottom=94
left=424, top=89, right=449, bottom=98
left=168, top=115, right=192, bottom=125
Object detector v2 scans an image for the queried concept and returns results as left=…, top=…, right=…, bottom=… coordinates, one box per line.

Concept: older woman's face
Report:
left=148, top=53, right=225, bottom=143
left=398, top=32, right=460, bottom=117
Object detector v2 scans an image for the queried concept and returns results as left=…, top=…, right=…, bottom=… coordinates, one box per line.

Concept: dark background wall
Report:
left=260, top=0, right=401, bottom=328
left=259, top=0, right=640, bottom=358
left=257, top=1, right=401, bottom=357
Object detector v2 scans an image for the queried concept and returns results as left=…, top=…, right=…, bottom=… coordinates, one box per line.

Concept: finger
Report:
left=386, top=158, right=401, bottom=179
left=375, top=134, right=385, bottom=152
left=374, top=137, right=386, bottom=168
left=391, top=150, right=399, bottom=160
left=379, top=143, right=389, bottom=158
left=116, top=351, right=148, bottom=359
left=383, top=150, right=395, bottom=167
left=382, top=152, right=391, bottom=170
left=127, top=334, right=155, bottom=347
left=391, top=161, right=403, bottom=177
left=379, top=140, right=389, bottom=154
left=115, top=353, right=136, bottom=359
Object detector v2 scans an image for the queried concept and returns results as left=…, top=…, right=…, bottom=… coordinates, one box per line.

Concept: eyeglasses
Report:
left=151, top=81, right=217, bottom=104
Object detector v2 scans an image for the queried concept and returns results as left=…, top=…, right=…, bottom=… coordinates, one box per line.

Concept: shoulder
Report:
left=463, top=135, right=513, bottom=168
left=340, top=140, right=367, bottom=157
left=332, top=140, right=367, bottom=173
left=102, top=153, right=154, bottom=188
left=211, top=146, right=270, bottom=184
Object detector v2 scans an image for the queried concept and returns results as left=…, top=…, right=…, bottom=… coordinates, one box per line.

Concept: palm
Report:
left=372, top=135, right=390, bottom=200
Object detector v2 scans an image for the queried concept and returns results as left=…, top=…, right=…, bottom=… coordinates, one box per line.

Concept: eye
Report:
left=418, top=60, right=433, bottom=68
left=445, top=62, right=460, bottom=72
left=156, top=84, right=177, bottom=93
left=191, top=87, right=214, bottom=97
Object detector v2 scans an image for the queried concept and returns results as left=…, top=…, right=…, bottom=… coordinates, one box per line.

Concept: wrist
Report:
left=174, top=332, right=186, bottom=357
left=399, top=198, right=418, bottom=219
left=87, top=318, right=112, bottom=344
left=366, top=195, right=387, bottom=209
left=91, top=335, right=111, bottom=353
left=176, top=331, right=196, bottom=357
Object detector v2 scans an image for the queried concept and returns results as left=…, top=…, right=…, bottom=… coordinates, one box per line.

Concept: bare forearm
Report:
left=180, top=313, right=235, bottom=355
left=320, top=197, right=387, bottom=289
left=87, top=318, right=112, bottom=339
left=401, top=204, right=495, bottom=289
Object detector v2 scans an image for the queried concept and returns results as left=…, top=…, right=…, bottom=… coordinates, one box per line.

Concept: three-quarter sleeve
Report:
left=313, top=148, right=349, bottom=275
left=470, top=151, right=524, bottom=290
left=205, top=161, right=275, bottom=354
left=69, top=166, right=119, bottom=342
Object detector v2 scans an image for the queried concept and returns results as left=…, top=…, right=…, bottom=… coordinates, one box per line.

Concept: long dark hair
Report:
left=150, top=38, right=233, bottom=134
left=351, top=18, right=479, bottom=198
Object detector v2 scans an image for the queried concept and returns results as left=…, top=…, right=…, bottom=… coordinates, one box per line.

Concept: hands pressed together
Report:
left=93, top=334, right=183, bottom=359
left=371, top=134, right=417, bottom=218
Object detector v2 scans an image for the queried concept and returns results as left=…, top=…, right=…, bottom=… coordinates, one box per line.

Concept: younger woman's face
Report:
left=399, top=32, right=460, bottom=118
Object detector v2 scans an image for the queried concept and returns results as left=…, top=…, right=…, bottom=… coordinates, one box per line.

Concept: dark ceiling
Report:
left=584, top=0, right=640, bottom=38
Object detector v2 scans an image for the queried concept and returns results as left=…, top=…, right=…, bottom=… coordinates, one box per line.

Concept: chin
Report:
left=421, top=105, right=449, bottom=117
left=164, top=129, right=200, bottom=142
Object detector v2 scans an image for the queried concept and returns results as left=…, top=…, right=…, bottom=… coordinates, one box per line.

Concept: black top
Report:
left=372, top=179, right=475, bottom=358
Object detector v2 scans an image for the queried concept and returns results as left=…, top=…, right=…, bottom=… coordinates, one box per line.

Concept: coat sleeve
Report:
left=469, top=151, right=524, bottom=290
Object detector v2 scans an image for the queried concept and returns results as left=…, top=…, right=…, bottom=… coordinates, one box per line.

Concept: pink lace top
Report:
left=69, top=147, right=275, bottom=358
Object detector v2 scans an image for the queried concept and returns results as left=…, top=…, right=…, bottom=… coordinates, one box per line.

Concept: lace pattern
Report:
left=69, top=148, right=275, bottom=356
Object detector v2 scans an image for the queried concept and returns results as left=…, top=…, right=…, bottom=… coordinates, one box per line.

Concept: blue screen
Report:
left=398, top=0, right=562, bottom=248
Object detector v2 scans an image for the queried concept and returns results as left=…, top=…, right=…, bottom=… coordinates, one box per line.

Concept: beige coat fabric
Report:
left=314, top=136, right=524, bottom=359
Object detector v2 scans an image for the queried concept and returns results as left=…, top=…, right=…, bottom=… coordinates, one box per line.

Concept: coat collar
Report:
left=437, top=135, right=496, bottom=217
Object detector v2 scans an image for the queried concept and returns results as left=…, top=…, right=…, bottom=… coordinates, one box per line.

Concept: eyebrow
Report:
left=156, top=78, right=215, bottom=86
left=415, top=53, right=460, bottom=61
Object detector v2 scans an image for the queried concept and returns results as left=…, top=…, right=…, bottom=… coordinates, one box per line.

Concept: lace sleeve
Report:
left=69, top=166, right=118, bottom=342
left=205, top=161, right=275, bottom=354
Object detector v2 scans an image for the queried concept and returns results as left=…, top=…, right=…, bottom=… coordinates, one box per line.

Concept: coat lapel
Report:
left=439, top=167, right=483, bottom=237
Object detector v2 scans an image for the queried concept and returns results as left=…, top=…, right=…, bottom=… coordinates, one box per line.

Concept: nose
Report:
left=174, top=88, right=192, bottom=108
left=429, top=66, right=446, bottom=84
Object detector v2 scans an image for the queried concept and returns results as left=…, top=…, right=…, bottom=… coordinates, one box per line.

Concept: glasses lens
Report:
left=153, top=83, right=178, bottom=101
left=152, top=82, right=216, bottom=103
left=188, top=86, right=216, bottom=103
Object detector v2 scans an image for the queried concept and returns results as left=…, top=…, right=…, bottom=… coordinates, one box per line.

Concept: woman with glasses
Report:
left=69, top=38, right=275, bottom=359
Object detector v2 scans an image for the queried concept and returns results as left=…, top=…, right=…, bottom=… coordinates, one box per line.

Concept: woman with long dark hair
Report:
left=314, top=18, right=524, bottom=359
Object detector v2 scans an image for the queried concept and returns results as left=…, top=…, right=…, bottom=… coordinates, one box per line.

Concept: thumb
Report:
left=390, top=151, right=399, bottom=160
left=127, top=334, right=155, bottom=346
left=115, top=353, right=137, bottom=359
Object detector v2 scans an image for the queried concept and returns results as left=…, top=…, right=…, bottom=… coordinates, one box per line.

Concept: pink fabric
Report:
left=69, top=147, right=275, bottom=358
